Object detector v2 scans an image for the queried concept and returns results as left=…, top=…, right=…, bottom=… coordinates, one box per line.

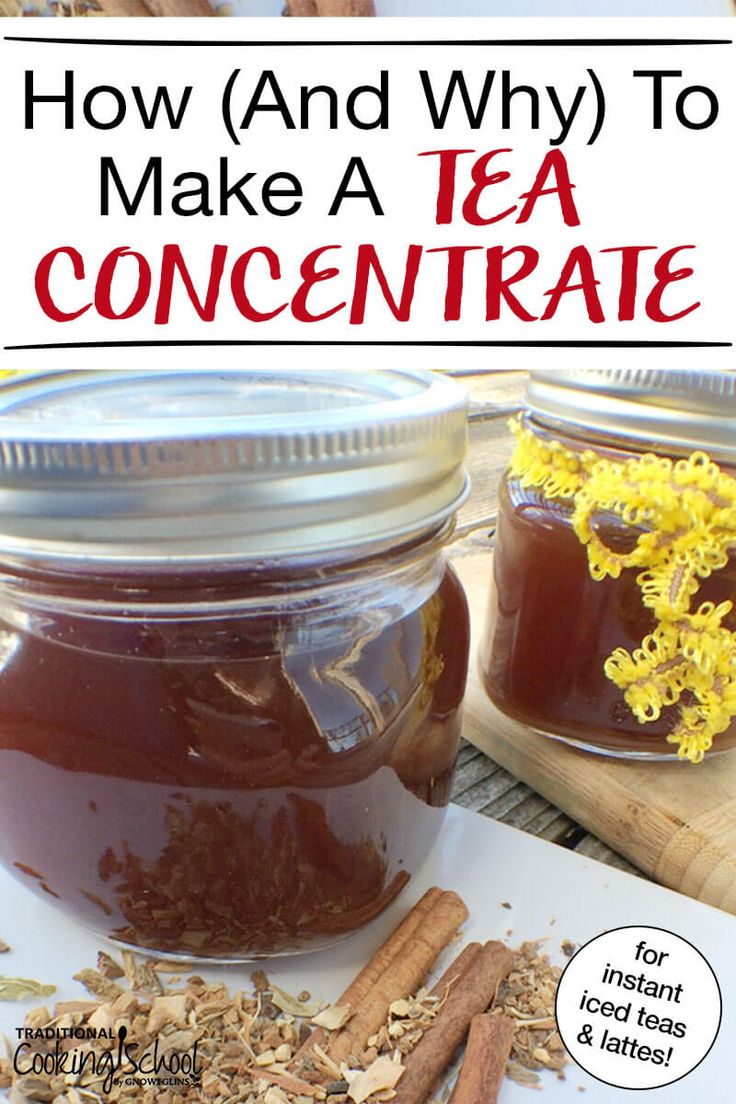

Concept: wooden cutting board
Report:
left=455, top=552, right=736, bottom=916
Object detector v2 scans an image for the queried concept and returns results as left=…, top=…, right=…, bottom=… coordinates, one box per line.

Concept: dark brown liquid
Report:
left=0, top=565, right=469, bottom=958
left=483, top=476, right=736, bottom=756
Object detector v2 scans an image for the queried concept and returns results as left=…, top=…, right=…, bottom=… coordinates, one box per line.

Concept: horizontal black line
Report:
left=4, top=36, right=732, bottom=48
left=5, top=340, right=732, bottom=351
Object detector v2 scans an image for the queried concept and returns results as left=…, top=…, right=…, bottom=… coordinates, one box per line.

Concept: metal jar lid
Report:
left=526, top=369, right=736, bottom=459
left=0, top=369, right=469, bottom=566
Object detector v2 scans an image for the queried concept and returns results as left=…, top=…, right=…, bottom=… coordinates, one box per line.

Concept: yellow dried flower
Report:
left=508, top=419, right=736, bottom=762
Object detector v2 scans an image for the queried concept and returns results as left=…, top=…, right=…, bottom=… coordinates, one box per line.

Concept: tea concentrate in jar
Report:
left=0, top=369, right=471, bottom=959
left=482, top=369, right=736, bottom=763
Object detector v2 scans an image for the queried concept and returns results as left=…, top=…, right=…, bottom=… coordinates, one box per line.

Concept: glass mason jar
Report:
left=482, top=369, right=736, bottom=763
left=0, top=369, right=471, bottom=960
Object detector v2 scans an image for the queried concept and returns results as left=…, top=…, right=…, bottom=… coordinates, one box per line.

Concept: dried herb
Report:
left=346, top=1055, right=404, bottom=1104
left=492, top=940, right=569, bottom=1085
left=271, top=985, right=324, bottom=1019
left=96, top=949, right=125, bottom=979
left=0, top=976, right=56, bottom=1001
left=312, top=1004, right=354, bottom=1031
left=0, top=900, right=570, bottom=1102
left=72, top=967, right=124, bottom=1002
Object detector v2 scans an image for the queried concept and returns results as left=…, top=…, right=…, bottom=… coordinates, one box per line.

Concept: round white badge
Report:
left=555, top=925, right=721, bottom=1090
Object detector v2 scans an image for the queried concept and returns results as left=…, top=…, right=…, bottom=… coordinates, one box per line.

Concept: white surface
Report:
left=0, top=803, right=734, bottom=1102
left=235, top=1, right=733, bottom=16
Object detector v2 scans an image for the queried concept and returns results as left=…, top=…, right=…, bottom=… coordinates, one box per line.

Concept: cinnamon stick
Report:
left=295, top=887, right=444, bottom=1063
left=99, top=0, right=152, bottom=12
left=328, top=890, right=469, bottom=1064
left=314, top=0, right=376, bottom=12
left=285, top=0, right=376, bottom=13
left=140, top=0, right=213, bottom=13
left=448, top=1014, right=515, bottom=1104
left=429, top=942, right=482, bottom=999
left=391, top=941, right=514, bottom=1104
left=252, top=1069, right=325, bottom=1098
left=100, top=0, right=213, bottom=11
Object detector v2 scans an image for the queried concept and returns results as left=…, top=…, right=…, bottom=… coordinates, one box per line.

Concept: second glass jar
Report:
left=482, top=369, right=736, bottom=762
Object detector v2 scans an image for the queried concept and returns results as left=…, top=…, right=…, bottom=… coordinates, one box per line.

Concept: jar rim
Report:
left=526, top=369, right=736, bottom=460
left=0, top=520, right=453, bottom=622
left=0, top=369, right=469, bottom=565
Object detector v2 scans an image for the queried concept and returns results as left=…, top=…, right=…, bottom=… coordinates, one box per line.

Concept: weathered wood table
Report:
left=448, top=370, right=640, bottom=878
